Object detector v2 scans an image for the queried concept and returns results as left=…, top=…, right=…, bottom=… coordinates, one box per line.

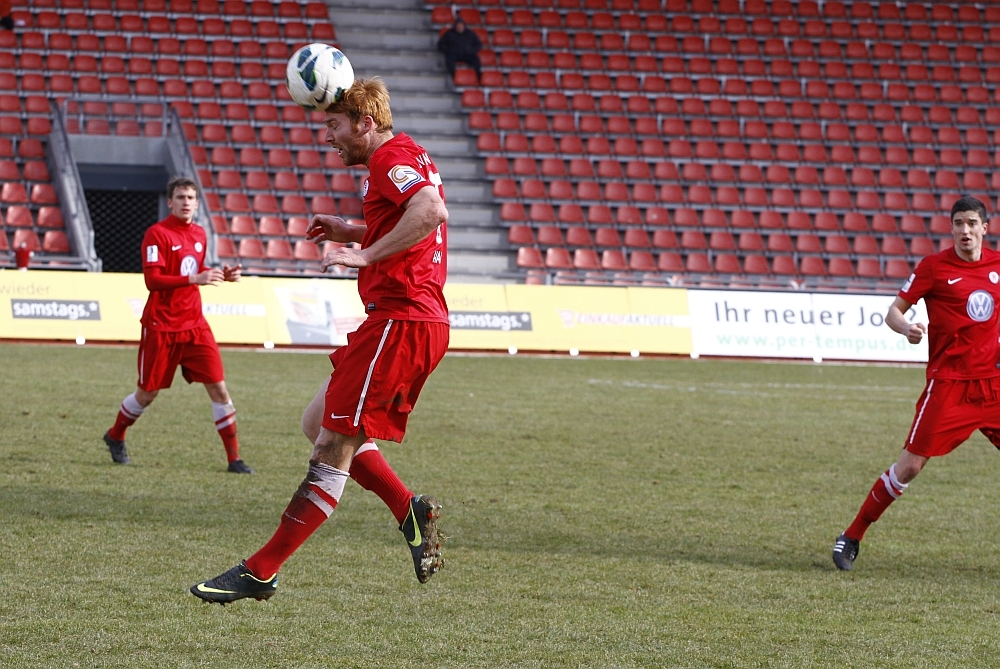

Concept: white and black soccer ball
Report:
left=285, top=43, right=355, bottom=111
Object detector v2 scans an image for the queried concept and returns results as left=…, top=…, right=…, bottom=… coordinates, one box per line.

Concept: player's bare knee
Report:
left=312, top=428, right=364, bottom=469
left=894, top=454, right=926, bottom=484
left=301, top=411, right=321, bottom=444
left=135, top=388, right=158, bottom=406
left=301, top=378, right=330, bottom=444
left=205, top=382, right=230, bottom=403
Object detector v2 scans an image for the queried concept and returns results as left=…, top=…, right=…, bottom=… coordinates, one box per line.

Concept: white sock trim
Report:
left=121, top=392, right=146, bottom=420
left=308, top=461, right=349, bottom=502
left=305, top=490, right=335, bottom=517
left=212, top=401, right=236, bottom=429
left=888, top=464, right=908, bottom=492
left=356, top=440, right=379, bottom=456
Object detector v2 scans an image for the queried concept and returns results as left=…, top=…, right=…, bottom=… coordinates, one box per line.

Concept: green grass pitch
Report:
left=4, top=342, right=1000, bottom=668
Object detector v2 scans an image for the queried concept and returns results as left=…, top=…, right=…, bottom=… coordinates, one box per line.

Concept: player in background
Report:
left=191, top=77, right=450, bottom=603
left=103, top=176, right=254, bottom=474
left=833, top=196, right=1000, bottom=570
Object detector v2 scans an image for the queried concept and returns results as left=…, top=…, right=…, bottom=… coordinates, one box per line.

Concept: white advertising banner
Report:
left=687, top=290, right=929, bottom=362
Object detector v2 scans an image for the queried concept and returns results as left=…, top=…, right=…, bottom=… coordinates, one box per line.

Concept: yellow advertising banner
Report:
left=504, top=285, right=692, bottom=354
left=0, top=270, right=146, bottom=342
left=262, top=276, right=367, bottom=346
left=0, top=270, right=693, bottom=355
left=444, top=283, right=519, bottom=351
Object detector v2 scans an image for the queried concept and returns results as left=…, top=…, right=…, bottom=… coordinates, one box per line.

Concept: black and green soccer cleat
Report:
left=399, top=495, right=443, bottom=583
left=103, top=431, right=130, bottom=464
left=190, top=561, right=277, bottom=604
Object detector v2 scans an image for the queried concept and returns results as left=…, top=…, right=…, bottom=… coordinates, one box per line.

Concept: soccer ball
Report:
left=285, top=43, right=355, bottom=111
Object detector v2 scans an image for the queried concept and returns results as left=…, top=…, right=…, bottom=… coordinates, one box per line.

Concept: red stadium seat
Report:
left=12, top=229, right=41, bottom=252
left=5, top=206, right=33, bottom=227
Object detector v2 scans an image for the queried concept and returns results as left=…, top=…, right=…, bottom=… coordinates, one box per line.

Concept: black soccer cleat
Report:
left=190, top=561, right=277, bottom=604
left=103, top=431, right=130, bottom=464
left=832, top=533, right=860, bottom=571
left=399, top=495, right=443, bottom=583
left=227, top=459, right=255, bottom=474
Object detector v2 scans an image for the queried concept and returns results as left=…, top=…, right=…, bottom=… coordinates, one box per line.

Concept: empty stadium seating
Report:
left=0, top=0, right=356, bottom=273
left=436, top=0, right=1000, bottom=288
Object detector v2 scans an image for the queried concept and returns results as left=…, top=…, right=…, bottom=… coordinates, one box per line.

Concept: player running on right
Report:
left=833, top=196, right=1000, bottom=570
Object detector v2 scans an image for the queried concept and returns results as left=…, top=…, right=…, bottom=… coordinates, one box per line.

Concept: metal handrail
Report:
left=49, top=99, right=101, bottom=271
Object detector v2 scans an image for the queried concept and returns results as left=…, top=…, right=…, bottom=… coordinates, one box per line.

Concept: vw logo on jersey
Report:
left=967, top=290, right=995, bottom=322
left=180, top=255, right=199, bottom=277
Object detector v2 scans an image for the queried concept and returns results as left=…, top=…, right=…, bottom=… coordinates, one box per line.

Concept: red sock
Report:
left=350, top=443, right=412, bottom=524
left=108, top=394, right=144, bottom=441
left=108, top=411, right=135, bottom=441
left=217, top=423, right=240, bottom=463
left=245, top=462, right=349, bottom=579
left=844, top=467, right=906, bottom=541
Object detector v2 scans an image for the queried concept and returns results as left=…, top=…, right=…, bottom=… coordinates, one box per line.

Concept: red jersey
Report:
left=899, top=246, right=1000, bottom=380
left=140, top=214, right=209, bottom=332
left=357, top=133, right=449, bottom=324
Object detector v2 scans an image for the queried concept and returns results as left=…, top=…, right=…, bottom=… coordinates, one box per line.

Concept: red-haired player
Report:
left=834, top=196, right=1000, bottom=569
left=103, top=176, right=253, bottom=474
left=192, top=77, right=449, bottom=602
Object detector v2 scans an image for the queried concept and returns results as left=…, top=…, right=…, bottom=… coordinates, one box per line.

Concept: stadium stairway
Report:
left=324, top=0, right=514, bottom=281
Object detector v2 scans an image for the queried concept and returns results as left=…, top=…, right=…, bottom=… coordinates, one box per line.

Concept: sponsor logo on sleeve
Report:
left=901, top=273, right=915, bottom=292
left=146, top=245, right=158, bottom=263
left=388, top=165, right=425, bottom=193
left=180, top=255, right=199, bottom=276
left=362, top=178, right=370, bottom=197
left=12, top=300, right=101, bottom=321
left=449, top=311, right=532, bottom=331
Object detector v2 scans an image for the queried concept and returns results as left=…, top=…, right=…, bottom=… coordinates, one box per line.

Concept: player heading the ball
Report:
left=191, top=76, right=450, bottom=604
left=833, top=196, right=1000, bottom=570
left=103, top=176, right=253, bottom=474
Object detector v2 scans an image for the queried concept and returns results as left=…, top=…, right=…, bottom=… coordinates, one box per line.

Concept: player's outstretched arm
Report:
left=886, top=296, right=927, bottom=344
left=223, top=263, right=242, bottom=282
left=306, top=214, right=366, bottom=245
left=321, top=186, right=447, bottom=271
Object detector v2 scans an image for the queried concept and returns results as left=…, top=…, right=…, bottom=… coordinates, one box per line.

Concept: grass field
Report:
left=4, top=343, right=1000, bottom=668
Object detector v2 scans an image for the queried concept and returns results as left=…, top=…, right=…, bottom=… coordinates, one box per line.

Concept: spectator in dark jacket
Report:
left=437, top=19, right=482, bottom=81
left=1, top=0, right=14, bottom=30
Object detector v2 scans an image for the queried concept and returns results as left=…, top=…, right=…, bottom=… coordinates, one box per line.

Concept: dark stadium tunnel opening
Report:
left=79, top=164, right=169, bottom=274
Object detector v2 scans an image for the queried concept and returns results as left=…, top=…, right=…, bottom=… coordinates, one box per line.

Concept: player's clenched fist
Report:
left=904, top=322, right=927, bottom=345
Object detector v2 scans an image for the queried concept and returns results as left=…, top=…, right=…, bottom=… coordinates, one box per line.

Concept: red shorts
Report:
left=323, top=318, right=449, bottom=442
left=905, top=377, right=1000, bottom=457
left=137, top=325, right=225, bottom=391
